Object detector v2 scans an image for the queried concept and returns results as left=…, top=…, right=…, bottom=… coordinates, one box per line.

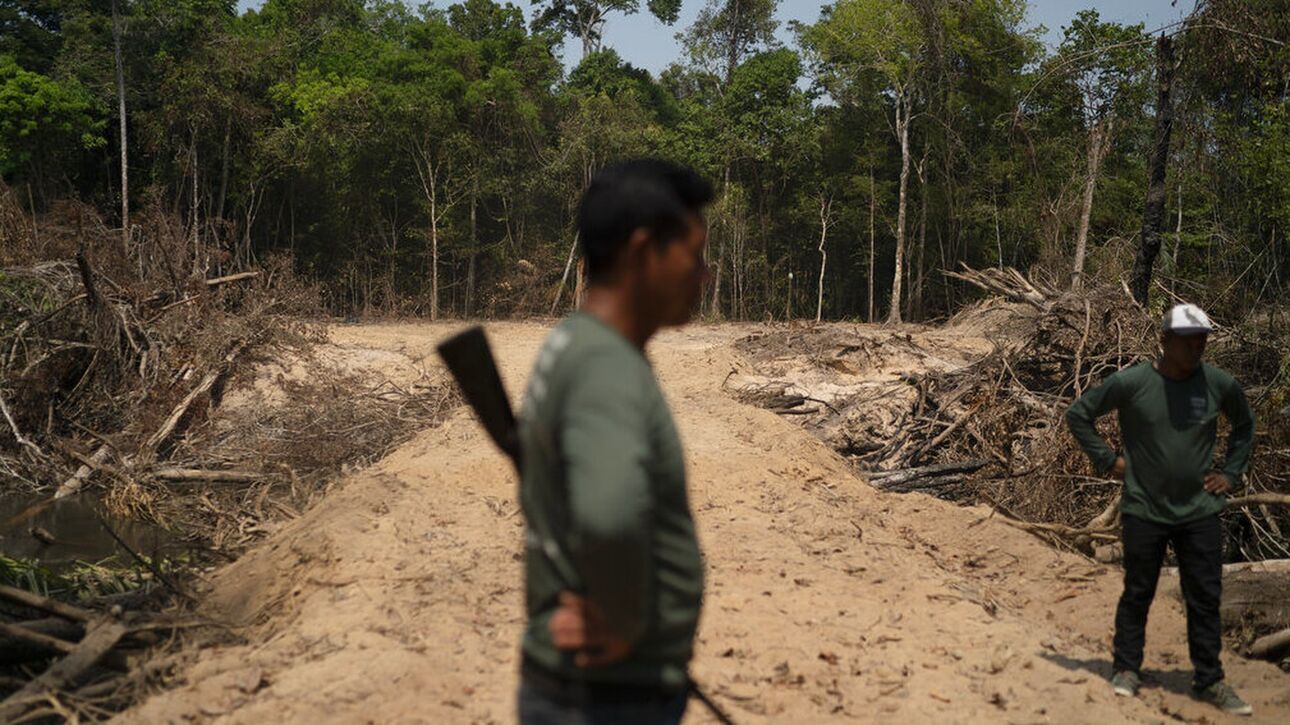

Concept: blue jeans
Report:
left=517, top=681, right=688, bottom=725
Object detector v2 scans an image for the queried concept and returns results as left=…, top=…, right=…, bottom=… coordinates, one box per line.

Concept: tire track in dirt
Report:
left=122, top=322, right=1289, bottom=724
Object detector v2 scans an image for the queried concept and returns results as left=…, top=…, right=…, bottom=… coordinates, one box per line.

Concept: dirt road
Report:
left=123, top=322, right=1289, bottom=724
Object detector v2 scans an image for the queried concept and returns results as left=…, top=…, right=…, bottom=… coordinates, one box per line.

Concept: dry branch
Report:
left=0, top=618, right=127, bottom=722
left=152, top=468, right=262, bottom=484
left=54, top=445, right=111, bottom=499
left=944, top=264, right=1055, bottom=311
left=1250, top=627, right=1290, bottom=660
left=0, top=621, right=76, bottom=655
left=869, top=460, right=988, bottom=488
left=0, top=584, right=93, bottom=623
left=1228, top=493, right=1290, bottom=508
left=0, top=619, right=84, bottom=665
left=202, top=271, right=260, bottom=288
left=142, top=340, right=247, bottom=454
left=0, top=388, right=44, bottom=459
left=1162, top=558, right=1290, bottom=577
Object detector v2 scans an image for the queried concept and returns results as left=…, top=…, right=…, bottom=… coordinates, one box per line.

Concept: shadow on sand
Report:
left=1039, top=653, right=1196, bottom=696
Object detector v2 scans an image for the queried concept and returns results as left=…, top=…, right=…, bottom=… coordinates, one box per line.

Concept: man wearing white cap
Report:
left=1067, top=303, right=1256, bottom=715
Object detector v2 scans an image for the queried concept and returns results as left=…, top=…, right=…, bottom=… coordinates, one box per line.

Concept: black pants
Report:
left=1114, top=513, right=1225, bottom=689
left=518, top=657, right=688, bottom=725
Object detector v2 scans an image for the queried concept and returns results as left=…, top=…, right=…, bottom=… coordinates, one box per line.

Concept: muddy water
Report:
left=0, top=492, right=175, bottom=568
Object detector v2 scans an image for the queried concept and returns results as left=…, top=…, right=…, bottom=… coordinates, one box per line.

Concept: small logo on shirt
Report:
left=1190, top=396, right=1207, bottom=423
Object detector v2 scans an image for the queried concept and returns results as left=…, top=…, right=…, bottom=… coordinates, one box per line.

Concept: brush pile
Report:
left=1, top=185, right=457, bottom=543
left=0, top=186, right=460, bottom=719
left=1, top=190, right=318, bottom=508
left=731, top=265, right=1290, bottom=563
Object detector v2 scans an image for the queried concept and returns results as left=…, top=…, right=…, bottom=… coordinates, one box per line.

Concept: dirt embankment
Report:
left=122, top=321, right=1290, bottom=724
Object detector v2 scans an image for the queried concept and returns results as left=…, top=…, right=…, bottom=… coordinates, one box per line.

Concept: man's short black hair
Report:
left=578, top=159, right=714, bottom=283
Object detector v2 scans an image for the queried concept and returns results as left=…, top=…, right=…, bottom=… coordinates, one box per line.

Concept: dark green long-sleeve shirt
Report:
left=1066, top=361, right=1255, bottom=524
left=517, top=313, right=704, bottom=689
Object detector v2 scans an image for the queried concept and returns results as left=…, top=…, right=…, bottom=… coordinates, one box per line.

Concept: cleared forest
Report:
left=2, top=0, right=1290, bottom=721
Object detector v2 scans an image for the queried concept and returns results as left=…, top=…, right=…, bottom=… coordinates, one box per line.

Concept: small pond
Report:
left=0, top=491, right=178, bottom=569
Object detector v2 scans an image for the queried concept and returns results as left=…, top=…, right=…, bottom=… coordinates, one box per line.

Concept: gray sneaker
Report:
left=1111, top=670, right=1141, bottom=697
left=1196, top=680, right=1253, bottom=716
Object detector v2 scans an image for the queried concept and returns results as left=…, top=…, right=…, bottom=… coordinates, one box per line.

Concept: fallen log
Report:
left=1163, top=560, right=1290, bottom=631
left=202, top=271, right=261, bottom=288
left=0, top=621, right=75, bottom=655
left=1162, top=559, right=1290, bottom=577
left=1227, top=493, right=1290, bottom=508
left=868, top=460, right=989, bottom=488
left=775, top=407, right=820, bottom=416
left=141, top=270, right=262, bottom=306
left=145, top=272, right=264, bottom=320
left=0, top=618, right=84, bottom=664
left=883, top=473, right=968, bottom=493
left=141, top=339, right=247, bottom=454
left=142, top=373, right=221, bottom=452
left=0, top=617, right=127, bottom=722
left=53, top=444, right=112, bottom=499
left=152, top=467, right=262, bottom=484
left=1086, top=495, right=1121, bottom=530
left=1250, top=628, right=1290, bottom=660
left=765, top=394, right=806, bottom=410
left=0, top=584, right=93, bottom=623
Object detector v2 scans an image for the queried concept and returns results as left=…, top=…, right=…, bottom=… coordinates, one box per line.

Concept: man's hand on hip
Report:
left=549, top=591, right=633, bottom=668
left=1112, top=456, right=1126, bottom=479
left=1204, top=471, right=1233, bottom=495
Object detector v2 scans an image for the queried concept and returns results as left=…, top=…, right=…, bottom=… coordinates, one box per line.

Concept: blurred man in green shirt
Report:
left=1067, top=303, right=1255, bottom=716
left=516, top=160, right=713, bottom=724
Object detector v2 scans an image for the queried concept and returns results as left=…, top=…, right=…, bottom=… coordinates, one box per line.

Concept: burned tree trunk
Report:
left=1130, top=35, right=1177, bottom=307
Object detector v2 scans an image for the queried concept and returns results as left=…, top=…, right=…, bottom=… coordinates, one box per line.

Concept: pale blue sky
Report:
left=234, top=1, right=1194, bottom=73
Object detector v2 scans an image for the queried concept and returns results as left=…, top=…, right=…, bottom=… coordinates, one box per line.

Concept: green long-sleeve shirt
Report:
left=517, top=313, right=704, bottom=689
left=1066, top=361, right=1255, bottom=525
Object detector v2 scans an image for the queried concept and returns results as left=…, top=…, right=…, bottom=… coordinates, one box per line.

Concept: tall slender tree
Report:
left=801, top=0, right=926, bottom=323
left=110, top=0, right=128, bottom=247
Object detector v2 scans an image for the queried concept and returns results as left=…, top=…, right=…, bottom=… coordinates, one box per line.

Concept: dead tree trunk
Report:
left=0, top=619, right=128, bottom=722
left=1130, top=35, right=1177, bottom=306
left=888, top=91, right=912, bottom=324
left=816, top=194, right=832, bottom=322
left=1071, top=114, right=1113, bottom=289
left=551, top=232, right=579, bottom=315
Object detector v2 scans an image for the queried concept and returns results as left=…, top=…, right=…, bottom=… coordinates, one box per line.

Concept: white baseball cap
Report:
left=1162, top=303, right=1213, bottom=335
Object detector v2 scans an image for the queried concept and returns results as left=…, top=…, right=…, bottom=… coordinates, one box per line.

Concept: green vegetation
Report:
left=0, top=552, right=170, bottom=601
left=0, top=0, right=1286, bottom=321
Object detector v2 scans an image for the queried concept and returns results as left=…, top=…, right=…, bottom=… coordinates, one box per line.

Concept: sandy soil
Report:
left=120, top=321, right=1290, bottom=724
